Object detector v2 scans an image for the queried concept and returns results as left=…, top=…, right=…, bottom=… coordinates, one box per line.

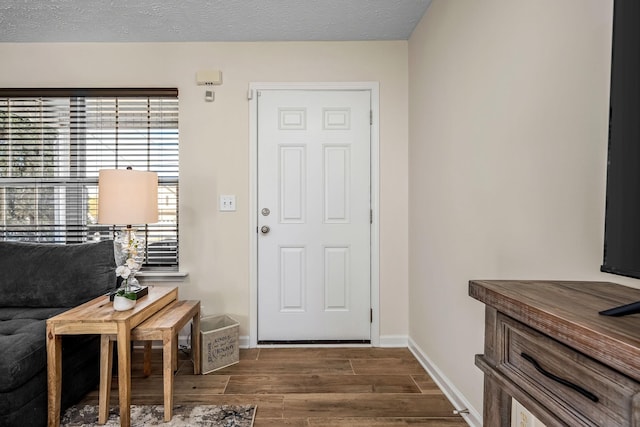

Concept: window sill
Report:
left=136, top=271, right=188, bottom=283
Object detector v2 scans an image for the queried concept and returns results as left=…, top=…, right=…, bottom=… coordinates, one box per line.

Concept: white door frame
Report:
left=248, top=82, right=380, bottom=347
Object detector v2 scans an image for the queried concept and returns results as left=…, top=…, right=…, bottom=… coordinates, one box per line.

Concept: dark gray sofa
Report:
left=0, top=240, right=117, bottom=427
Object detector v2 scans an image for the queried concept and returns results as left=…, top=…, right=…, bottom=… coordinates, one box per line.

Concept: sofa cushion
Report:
left=0, top=308, right=67, bottom=392
left=0, top=309, right=100, bottom=424
left=0, top=240, right=117, bottom=307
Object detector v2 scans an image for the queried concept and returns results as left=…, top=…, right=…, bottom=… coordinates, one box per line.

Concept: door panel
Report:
left=257, top=89, right=371, bottom=342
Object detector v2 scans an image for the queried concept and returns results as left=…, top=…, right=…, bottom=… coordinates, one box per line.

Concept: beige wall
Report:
left=6, top=3, right=620, bottom=414
left=408, top=0, right=620, bottom=416
left=0, top=41, right=409, bottom=340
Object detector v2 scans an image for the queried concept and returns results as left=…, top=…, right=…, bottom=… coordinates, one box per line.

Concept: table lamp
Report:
left=98, top=167, right=158, bottom=290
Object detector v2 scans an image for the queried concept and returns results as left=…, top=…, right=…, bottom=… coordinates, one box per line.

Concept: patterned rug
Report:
left=61, top=404, right=256, bottom=427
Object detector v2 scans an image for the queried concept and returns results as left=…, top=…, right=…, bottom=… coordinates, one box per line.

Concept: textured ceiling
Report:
left=0, top=0, right=432, bottom=43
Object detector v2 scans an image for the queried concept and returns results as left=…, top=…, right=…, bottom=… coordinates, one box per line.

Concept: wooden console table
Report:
left=46, top=285, right=178, bottom=427
left=469, top=280, right=640, bottom=427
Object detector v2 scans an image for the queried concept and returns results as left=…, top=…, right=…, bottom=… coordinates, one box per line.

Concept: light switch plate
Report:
left=219, top=195, right=236, bottom=211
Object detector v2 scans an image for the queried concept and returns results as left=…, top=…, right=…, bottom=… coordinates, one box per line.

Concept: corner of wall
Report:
left=408, top=336, right=481, bottom=427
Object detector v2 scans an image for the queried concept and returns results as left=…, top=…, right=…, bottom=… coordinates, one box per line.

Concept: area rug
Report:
left=61, top=404, right=256, bottom=427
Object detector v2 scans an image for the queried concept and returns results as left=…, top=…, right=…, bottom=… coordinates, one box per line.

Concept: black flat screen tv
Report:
left=601, top=0, right=640, bottom=278
left=600, top=0, right=640, bottom=315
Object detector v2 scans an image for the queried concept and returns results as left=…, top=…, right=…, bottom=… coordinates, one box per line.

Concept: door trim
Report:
left=248, top=82, right=380, bottom=347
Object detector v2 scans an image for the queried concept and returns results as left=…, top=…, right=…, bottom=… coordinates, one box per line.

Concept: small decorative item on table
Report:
left=112, top=258, right=139, bottom=311
left=113, top=293, right=136, bottom=311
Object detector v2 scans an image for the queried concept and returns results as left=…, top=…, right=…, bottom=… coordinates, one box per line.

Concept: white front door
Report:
left=257, top=89, right=371, bottom=342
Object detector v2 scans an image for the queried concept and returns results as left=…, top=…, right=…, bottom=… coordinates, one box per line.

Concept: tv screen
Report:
left=601, top=0, right=640, bottom=279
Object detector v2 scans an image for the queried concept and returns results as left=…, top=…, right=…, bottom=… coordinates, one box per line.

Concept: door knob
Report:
left=260, top=225, right=270, bottom=234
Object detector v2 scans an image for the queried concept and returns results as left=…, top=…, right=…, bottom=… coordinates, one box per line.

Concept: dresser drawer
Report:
left=497, top=313, right=640, bottom=426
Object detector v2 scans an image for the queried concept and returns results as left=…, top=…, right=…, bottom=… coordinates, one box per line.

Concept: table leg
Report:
left=116, top=325, right=132, bottom=427
left=172, top=336, right=178, bottom=372
left=46, top=323, right=62, bottom=427
left=192, top=308, right=201, bottom=375
left=98, top=335, right=114, bottom=424
left=143, top=341, right=152, bottom=377
left=163, top=330, right=174, bottom=422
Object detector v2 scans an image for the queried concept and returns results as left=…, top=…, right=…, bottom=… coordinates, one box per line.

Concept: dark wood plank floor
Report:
left=80, top=347, right=467, bottom=426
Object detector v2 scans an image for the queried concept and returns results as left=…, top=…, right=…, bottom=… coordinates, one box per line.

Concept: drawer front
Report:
left=497, top=313, right=640, bottom=426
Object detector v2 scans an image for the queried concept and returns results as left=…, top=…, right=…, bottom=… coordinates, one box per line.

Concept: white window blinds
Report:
left=0, top=88, right=179, bottom=269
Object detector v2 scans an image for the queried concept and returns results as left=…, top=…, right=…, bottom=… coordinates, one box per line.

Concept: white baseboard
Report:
left=408, top=337, right=481, bottom=427
left=379, top=334, right=408, bottom=347
left=239, top=335, right=250, bottom=349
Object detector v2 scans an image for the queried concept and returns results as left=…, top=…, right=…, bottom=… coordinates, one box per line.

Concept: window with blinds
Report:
left=0, top=88, right=179, bottom=269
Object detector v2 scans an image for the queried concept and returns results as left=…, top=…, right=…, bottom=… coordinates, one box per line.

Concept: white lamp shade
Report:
left=98, top=169, right=159, bottom=225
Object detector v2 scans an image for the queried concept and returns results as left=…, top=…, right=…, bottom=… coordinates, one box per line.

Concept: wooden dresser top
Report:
left=469, top=280, right=640, bottom=382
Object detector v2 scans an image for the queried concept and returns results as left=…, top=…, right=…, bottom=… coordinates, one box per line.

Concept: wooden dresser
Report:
left=469, top=280, right=640, bottom=427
